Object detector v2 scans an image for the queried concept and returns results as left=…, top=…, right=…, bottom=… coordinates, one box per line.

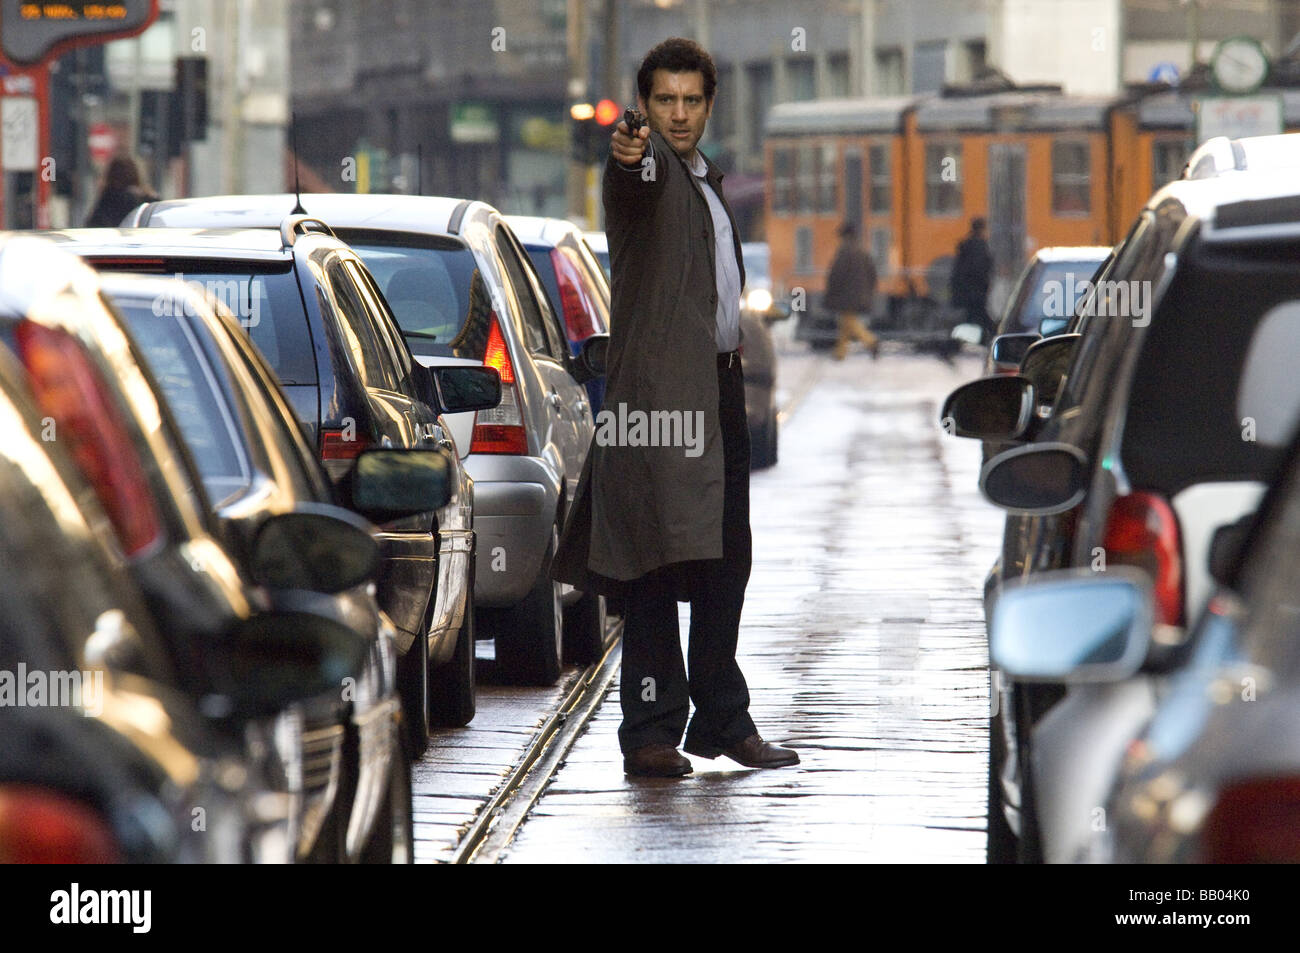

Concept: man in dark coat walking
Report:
left=823, top=221, right=880, bottom=360
left=949, top=217, right=995, bottom=343
left=551, top=37, right=798, bottom=778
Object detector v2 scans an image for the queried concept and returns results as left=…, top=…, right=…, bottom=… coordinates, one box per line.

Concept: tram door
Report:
left=987, top=143, right=1026, bottom=317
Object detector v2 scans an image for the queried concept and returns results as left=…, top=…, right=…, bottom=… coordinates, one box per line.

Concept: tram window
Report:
left=773, top=148, right=794, bottom=215
left=795, top=227, right=814, bottom=273
left=869, top=143, right=891, bottom=215
left=925, top=143, right=962, bottom=217
left=797, top=145, right=816, bottom=214
left=844, top=151, right=864, bottom=225
left=1052, top=142, right=1091, bottom=216
left=1153, top=139, right=1193, bottom=191
left=818, top=144, right=838, bottom=213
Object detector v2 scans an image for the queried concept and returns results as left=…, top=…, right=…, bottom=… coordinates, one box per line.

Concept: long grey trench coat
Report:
left=551, top=129, right=746, bottom=595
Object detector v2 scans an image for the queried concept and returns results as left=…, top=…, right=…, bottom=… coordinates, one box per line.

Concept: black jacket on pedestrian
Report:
left=822, top=242, right=877, bottom=313
left=84, top=186, right=158, bottom=228
left=948, top=234, right=993, bottom=308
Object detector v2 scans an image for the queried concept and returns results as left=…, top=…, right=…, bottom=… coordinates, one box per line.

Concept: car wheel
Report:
left=563, top=590, right=607, bottom=665
left=429, top=561, right=477, bottom=728
left=359, top=737, right=413, bottom=864
left=491, top=524, right=563, bottom=686
left=986, top=713, right=1017, bottom=864
left=397, top=619, right=430, bottom=758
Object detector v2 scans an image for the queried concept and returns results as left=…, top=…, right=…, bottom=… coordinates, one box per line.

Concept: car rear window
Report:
left=1013, top=260, right=1103, bottom=332
left=92, top=259, right=315, bottom=387
left=111, top=296, right=251, bottom=505
left=337, top=231, right=492, bottom=361
left=1121, top=238, right=1300, bottom=494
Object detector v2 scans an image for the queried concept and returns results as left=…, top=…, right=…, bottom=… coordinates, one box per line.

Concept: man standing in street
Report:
left=552, top=37, right=799, bottom=778
left=824, top=221, right=880, bottom=361
left=949, top=217, right=995, bottom=343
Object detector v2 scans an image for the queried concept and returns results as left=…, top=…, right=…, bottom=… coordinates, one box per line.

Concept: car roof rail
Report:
left=280, top=214, right=337, bottom=248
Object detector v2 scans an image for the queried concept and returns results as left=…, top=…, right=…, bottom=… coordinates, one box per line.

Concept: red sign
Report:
left=88, top=121, right=116, bottom=163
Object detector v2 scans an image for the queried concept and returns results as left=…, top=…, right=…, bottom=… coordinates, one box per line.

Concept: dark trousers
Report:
left=617, top=353, right=758, bottom=754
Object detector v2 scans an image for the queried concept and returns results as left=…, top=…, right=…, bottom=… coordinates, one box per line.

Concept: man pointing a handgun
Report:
left=553, top=36, right=799, bottom=777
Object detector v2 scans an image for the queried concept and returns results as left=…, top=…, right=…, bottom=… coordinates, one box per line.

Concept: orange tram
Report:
left=762, top=83, right=1300, bottom=305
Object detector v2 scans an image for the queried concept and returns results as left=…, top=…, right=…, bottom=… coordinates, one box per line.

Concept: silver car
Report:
left=130, top=195, right=605, bottom=686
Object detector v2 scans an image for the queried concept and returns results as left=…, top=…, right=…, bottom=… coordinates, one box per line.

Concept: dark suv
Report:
left=47, top=220, right=499, bottom=754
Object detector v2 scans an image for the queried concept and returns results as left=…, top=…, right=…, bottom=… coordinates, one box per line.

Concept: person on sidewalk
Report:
left=84, top=155, right=159, bottom=228
left=823, top=221, right=880, bottom=361
left=948, top=216, right=995, bottom=344
left=551, top=37, right=799, bottom=779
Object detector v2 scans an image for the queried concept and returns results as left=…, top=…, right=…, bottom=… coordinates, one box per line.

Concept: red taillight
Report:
left=15, top=320, right=163, bottom=557
left=551, top=249, right=599, bottom=342
left=1201, top=777, right=1300, bottom=863
left=0, top=786, right=121, bottom=863
left=472, top=313, right=528, bottom=455
left=1102, top=491, right=1183, bottom=626
left=483, top=313, right=515, bottom=385
left=319, top=428, right=372, bottom=461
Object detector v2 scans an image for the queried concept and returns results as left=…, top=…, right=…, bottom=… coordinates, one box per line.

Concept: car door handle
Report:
left=437, top=438, right=455, bottom=452
left=575, top=400, right=588, bottom=417
left=547, top=393, right=563, bottom=412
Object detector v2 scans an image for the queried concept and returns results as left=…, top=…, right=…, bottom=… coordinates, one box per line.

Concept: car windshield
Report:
left=111, top=294, right=251, bottom=506
left=341, top=238, right=491, bottom=361
left=1012, top=259, right=1104, bottom=332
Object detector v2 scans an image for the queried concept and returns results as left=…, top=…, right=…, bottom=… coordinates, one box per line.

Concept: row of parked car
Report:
left=0, top=181, right=650, bottom=861
left=943, top=132, right=1300, bottom=863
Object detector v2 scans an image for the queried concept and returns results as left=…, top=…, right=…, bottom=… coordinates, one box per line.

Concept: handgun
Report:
left=623, top=106, right=645, bottom=136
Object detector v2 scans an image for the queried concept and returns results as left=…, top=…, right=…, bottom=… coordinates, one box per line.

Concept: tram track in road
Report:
left=450, top=621, right=624, bottom=864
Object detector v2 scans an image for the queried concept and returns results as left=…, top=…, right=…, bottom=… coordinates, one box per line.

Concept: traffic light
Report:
left=173, top=56, right=209, bottom=142
left=570, top=99, right=622, bottom=165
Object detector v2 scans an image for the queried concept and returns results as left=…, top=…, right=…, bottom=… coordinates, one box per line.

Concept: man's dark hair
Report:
left=637, top=37, right=718, bottom=103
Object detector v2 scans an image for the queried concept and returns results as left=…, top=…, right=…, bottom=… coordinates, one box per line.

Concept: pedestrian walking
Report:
left=84, top=155, right=159, bottom=228
left=823, top=221, right=880, bottom=361
left=551, top=36, right=799, bottom=778
left=949, top=217, right=995, bottom=344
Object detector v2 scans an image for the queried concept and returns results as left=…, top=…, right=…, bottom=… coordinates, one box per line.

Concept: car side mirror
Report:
left=1020, top=333, right=1081, bottom=407
left=219, top=610, right=369, bottom=718
left=249, top=504, right=380, bottom=594
left=990, top=569, right=1152, bottom=682
left=940, top=375, right=1035, bottom=440
left=990, top=333, right=1040, bottom=372
left=980, top=442, right=1089, bottom=514
left=349, top=448, right=451, bottom=522
left=432, top=365, right=501, bottom=414
left=569, top=333, right=609, bottom=384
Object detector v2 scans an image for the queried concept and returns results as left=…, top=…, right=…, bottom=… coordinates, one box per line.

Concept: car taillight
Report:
left=471, top=313, right=528, bottom=455
left=1102, top=491, right=1183, bottom=626
left=15, top=320, right=163, bottom=557
left=0, top=785, right=121, bottom=863
left=551, top=249, right=599, bottom=342
left=1201, top=777, right=1300, bottom=863
left=319, top=427, right=373, bottom=481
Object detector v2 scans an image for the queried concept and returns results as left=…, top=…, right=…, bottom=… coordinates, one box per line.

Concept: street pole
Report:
left=567, top=0, right=588, bottom=224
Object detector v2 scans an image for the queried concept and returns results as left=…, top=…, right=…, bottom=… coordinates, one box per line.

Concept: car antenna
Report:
left=417, top=143, right=423, bottom=196
left=290, top=111, right=306, bottom=215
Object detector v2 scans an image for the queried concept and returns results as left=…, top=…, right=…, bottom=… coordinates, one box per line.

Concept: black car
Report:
left=45, top=221, right=499, bottom=755
left=0, top=236, right=417, bottom=862
left=98, top=272, right=491, bottom=861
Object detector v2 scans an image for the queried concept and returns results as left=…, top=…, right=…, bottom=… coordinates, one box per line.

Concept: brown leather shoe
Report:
left=623, top=743, right=693, bottom=777
left=684, top=733, right=800, bottom=768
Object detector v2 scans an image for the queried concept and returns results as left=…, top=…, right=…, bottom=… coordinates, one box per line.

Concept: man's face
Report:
left=639, top=69, right=713, bottom=159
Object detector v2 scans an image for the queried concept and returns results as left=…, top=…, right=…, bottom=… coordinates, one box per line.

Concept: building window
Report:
left=817, top=143, right=837, bottom=213
left=869, top=142, right=890, bottom=215
left=1152, top=138, right=1192, bottom=191
left=747, top=62, right=773, bottom=139
left=963, top=40, right=987, bottom=82
left=796, top=144, right=816, bottom=214
left=772, top=147, right=794, bottom=215
left=925, top=142, right=962, bottom=217
left=828, top=53, right=850, bottom=97
left=795, top=226, right=813, bottom=272
left=713, top=64, right=734, bottom=140
left=875, top=48, right=903, bottom=95
left=1052, top=141, right=1091, bottom=215
left=787, top=59, right=815, bottom=102
left=913, top=40, right=948, bottom=93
